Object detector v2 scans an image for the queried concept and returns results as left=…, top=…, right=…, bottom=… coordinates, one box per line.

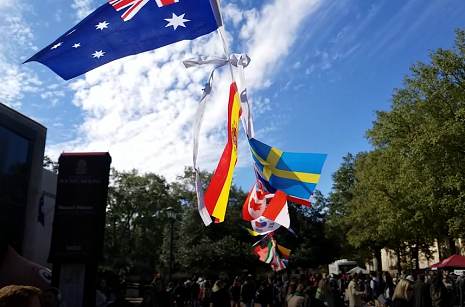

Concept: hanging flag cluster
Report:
left=253, top=234, right=291, bottom=271
left=181, top=1, right=327, bottom=269
left=26, top=0, right=327, bottom=270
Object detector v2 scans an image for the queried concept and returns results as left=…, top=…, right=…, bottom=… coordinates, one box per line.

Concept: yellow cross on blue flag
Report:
left=249, top=138, right=327, bottom=199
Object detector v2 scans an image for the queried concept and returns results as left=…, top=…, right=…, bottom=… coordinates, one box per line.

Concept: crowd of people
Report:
left=130, top=270, right=465, bottom=307
left=2, top=269, right=465, bottom=307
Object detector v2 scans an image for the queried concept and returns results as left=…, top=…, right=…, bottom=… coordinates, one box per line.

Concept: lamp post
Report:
left=166, top=207, right=176, bottom=282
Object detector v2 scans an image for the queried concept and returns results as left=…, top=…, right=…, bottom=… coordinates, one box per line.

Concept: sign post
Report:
left=48, top=153, right=112, bottom=307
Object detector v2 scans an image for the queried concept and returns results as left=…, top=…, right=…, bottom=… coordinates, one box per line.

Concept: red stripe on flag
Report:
left=286, top=195, right=312, bottom=207
left=160, top=0, right=176, bottom=5
left=204, top=83, right=240, bottom=219
left=204, top=143, right=232, bottom=215
left=242, top=185, right=255, bottom=221
left=110, top=0, right=134, bottom=10
left=262, top=190, right=287, bottom=221
left=122, top=2, right=141, bottom=19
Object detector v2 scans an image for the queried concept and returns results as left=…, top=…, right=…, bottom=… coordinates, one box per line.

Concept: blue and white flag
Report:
left=25, top=0, right=222, bottom=80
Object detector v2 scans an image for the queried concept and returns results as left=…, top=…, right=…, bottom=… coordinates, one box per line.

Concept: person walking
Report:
left=412, top=274, right=431, bottom=307
left=348, top=273, right=366, bottom=307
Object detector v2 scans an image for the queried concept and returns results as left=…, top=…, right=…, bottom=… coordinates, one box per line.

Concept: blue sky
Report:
left=1, top=0, right=465, bottom=196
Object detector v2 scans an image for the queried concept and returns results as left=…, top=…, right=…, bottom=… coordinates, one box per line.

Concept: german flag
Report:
left=204, top=83, right=241, bottom=222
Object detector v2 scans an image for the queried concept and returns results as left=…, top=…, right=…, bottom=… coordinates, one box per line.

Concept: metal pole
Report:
left=169, top=220, right=174, bottom=282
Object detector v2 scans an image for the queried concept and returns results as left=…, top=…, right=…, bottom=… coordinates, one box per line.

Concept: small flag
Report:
left=242, top=181, right=266, bottom=221
left=262, top=190, right=290, bottom=228
left=277, top=244, right=291, bottom=260
left=240, top=225, right=259, bottom=236
left=203, top=83, right=241, bottom=222
left=249, top=138, right=327, bottom=199
left=38, top=194, right=45, bottom=227
left=253, top=236, right=290, bottom=272
left=251, top=216, right=281, bottom=235
left=24, top=0, right=222, bottom=80
left=254, top=163, right=277, bottom=193
left=254, top=237, right=271, bottom=262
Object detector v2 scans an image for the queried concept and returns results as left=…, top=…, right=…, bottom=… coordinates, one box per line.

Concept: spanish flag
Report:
left=204, top=83, right=242, bottom=222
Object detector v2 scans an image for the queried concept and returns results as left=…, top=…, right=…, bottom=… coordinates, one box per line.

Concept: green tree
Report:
left=324, top=153, right=375, bottom=266
left=43, top=155, right=59, bottom=173
left=164, top=168, right=257, bottom=275
left=348, top=149, right=434, bottom=272
left=103, top=168, right=178, bottom=276
left=366, top=28, right=465, bottom=257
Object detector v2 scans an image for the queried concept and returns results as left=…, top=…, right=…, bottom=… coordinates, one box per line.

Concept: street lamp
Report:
left=166, top=207, right=176, bottom=282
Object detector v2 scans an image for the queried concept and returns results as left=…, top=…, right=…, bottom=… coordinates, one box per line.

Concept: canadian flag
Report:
left=244, top=181, right=290, bottom=230
left=262, top=190, right=290, bottom=228
left=242, top=181, right=267, bottom=221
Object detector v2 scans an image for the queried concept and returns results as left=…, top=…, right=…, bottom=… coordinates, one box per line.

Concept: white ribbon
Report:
left=230, top=54, right=254, bottom=139
left=184, top=53, right=254, bottom=226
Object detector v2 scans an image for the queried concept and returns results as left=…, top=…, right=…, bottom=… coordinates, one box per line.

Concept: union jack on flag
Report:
left=154, top=0, right=180, bottom=7
left=25, top=0, right=222, bottom=80
left=109, top=0, right=180, bottom=21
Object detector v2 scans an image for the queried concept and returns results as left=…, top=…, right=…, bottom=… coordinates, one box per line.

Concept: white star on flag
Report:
left=51, top=42, right=63, bottom=50
left=165, top=13, right=190, bottom=30
left=73, top=43, right=81, bottom=48
left=92, top=50, right=105, bottom=58
left=96, top=21, right=109, bottom=30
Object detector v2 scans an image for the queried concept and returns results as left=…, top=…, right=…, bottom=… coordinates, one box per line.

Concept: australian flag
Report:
left=38, top=194, right=45, bottom=227
left=25, top=0, right=222, bottom=80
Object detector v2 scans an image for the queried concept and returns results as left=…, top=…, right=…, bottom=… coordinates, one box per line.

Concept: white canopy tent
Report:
left=346, top=266, right=369, bottom=275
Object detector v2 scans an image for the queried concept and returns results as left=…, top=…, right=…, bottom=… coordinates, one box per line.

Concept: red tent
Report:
left=428, top=254, right=465, bottom=269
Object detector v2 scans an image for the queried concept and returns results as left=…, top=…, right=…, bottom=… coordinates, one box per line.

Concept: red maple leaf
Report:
left=250, top=199, right=262, bottom=211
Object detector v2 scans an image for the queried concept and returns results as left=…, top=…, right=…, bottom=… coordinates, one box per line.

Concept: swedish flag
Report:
left=249, top=138, right=327, bottom=199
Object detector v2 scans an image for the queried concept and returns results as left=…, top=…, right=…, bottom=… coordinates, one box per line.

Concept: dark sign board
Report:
left=48, top=153, right=111, bottom=263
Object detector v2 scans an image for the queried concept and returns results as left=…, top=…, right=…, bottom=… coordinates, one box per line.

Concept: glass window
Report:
left=0, top=124, right=30, bottom=207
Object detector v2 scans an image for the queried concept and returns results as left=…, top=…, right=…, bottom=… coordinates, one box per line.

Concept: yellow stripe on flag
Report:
left=204, top=83, right=241, bottom=223
left=250, top=147, right=321, bottom=183
left=211, top=89, right=241, bottom=221
left=277, top=245, right=291, bottom=259
left=247, top=228, right=259, bottom=236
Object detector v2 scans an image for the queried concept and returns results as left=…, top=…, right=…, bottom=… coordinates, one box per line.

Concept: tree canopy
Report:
left=324, top=29, right=465, bottom=270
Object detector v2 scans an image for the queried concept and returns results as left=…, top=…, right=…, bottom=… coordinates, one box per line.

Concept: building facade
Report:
left=30, top=169, right=58, bottom=269
left=364, top=241, right=465, bottom=272
left=0, top=102, right=47, bottom=260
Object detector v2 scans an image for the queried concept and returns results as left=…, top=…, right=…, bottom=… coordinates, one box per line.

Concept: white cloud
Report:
left=322, top=62, right=332, bottom=70
left=43, top=0, right=324, bottom=182
left=240, top=0, right=322, bottom=89
left=306, top=64, right=315, bottom=75
left=0, top=0, right=14, bottom=9
left=55, top=9, right=62, bottom=22
left=41, top=91, right=65, bottom=99
left=0, top=2, right=41, bottom=106
left=222, top=3, right=244, bottom=28
left=72, top=0, right=96, bottom=20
